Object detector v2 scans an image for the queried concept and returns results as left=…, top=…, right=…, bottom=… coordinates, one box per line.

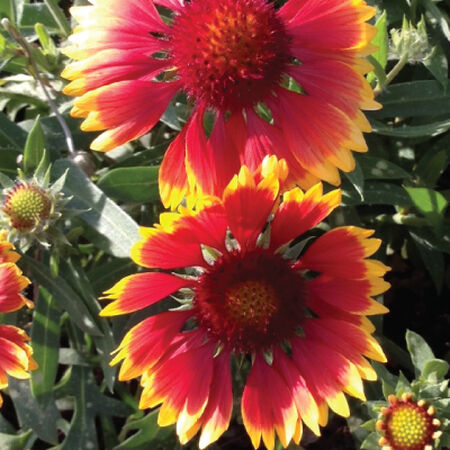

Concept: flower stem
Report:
left=374, top=57, right=408, bottom=97
left=1, top=18, right=75, bottom=156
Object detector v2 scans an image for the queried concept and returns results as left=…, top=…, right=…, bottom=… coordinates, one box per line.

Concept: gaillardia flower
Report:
left=0, top=235, right=36, bottom=407
left=377, top=394, right=442, bottom=450
left=101, top=157, right=390, bottom=449
left=63, top=0, right=380, bottom=208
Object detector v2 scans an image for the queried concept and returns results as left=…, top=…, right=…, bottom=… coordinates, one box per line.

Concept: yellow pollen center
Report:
left=3, top=185, right=50, bottom=230
left=225, top=279, right=279, bottom=329
left=387, top=404, right=429, bottom=448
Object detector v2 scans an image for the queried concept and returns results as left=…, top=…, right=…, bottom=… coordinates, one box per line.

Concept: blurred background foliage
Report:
left=0, top=0, right=448, bottom=448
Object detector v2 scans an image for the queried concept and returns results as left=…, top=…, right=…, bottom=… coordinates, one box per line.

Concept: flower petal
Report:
left=223, top=165, right=279, bottom=251
left=0, top=325, right=35, bottom=381
left=0, top=232, right=20, bottom=264
left=159, top=125, right=189, bottom=210
left=131, top=202, right=228, bottom=269
left=111, top=310, right=192, bottom=380
left=270, top=183, right=341, bottom=251
left=63, top=49, right=169, bottom=96
left=244, top=110, right=319, bottom=190
left=140, top=333, right=215, bottom=438
left=74, top=80, right=180, bottom=151
left=284, top=0, right=376, bottom=53
left=292, top=336, right=351, bottom=417
left=309, top=275, right=390, bottom=315
left=273, top=348, right=321, bottom=436
left=101, top=272, right=193, bottom=316
left=0, top=263, right=32, bottom=313
left=185, top=109, right=241, bottom=200
left=242, top=355, right=298, bottom=450
left=296, top=226, right=391, bottom=279
left=198, top=351, right=233, bottom=449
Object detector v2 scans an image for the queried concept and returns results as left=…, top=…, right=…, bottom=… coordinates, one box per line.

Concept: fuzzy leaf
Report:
left=406, top=329, right=435, bottom=375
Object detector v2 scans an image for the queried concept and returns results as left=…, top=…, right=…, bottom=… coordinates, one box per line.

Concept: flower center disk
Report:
left=170, top=0, right=290, bottom=111
left=386, top=403, right=433, bottom=449
left=3, top=184, right=51, bottom=231
left=194, top=250, right=306, bottom=353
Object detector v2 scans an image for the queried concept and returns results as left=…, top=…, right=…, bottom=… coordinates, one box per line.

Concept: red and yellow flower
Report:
left=63, top=0, right=380, bottom=208
left=101, top=157, right=390, bottom=449
left=0, top=235, right=36, bottom=407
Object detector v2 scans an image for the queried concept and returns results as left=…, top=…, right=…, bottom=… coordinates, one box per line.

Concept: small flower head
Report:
left=0, top=169, right=69, bottom=251
left=3, top=183, right=51, bottom=231
left=377, top=394, right=442, bottom=450
left=101, top=156, right=391, bottom=449
left=390, top=17, right=431, bottom=64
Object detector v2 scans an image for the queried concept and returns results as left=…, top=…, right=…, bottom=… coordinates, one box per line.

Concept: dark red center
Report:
left=170, top=0, right=290, bottom=111
left=194, top=249, right=307, bottom=353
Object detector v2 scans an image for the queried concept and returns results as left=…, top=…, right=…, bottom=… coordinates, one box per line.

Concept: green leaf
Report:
left=0, top=111, right=27, bottom=150
left=423, top=44, right=448, bottom=89
left=20, top=255, right=102, bottom=336
left=395, top=371, right=412, bottom=394
left=421, top=359, right=449, bottom=380
left=378, top=336, right=414, bottom=372
left=53, top=160, right=140, bottom=258
left=372, top=11, right=388, bottom=69
left=0, top=171, right=14, bottom=188
left=0, top=430, right=34, bottom=450
left=372, top=362, right=399, bottom=400
left=97, top=166, right=160, bottom=203
left=59, top=258, right=117, bottom=391
left=371, top=118, right=450, bottom=138
left=405, top=187, right=448, bottom=230
left=59, top=367, right=132, bottom=450
left=415, top=148, right=448, bottom=186
left=30, top=287, right=61, bottom=405
left=87, top=259, right=135, bottom=296
left=19, top=4, right=59, bottom=31
left=363, top=182, right=413, bottom=206
left=371, top=80, right=450, bottom=119
left=407, top=226, right=450, bottom=254
left=8, top=378, right=60, bottom=444
left=357, top=155, right=411, bottom=180
left=0, top=148, right=20, bottom=176
left=361, top=432, right=380, bottom=449
left=34, top=23, right=57, bottom=56
left=160, top=103, right=181, bottom=131
left=23, top=116, right=47, bottom=175
left=422, top=0, right=450, bottom=41
left=344, top=159, right=364, bottom=201
left=405, top=329, right=435, bottom=375
left=409, top=230, right=445, bottom=292
left=114, top=410, right=178, bottom=450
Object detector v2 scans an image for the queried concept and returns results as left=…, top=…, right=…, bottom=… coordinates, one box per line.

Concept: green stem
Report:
left=43, top=0, right=71, bottom=37
left=376, top=213, right=428, bottom=227
left=1, top=18, right=75, bottom=155
left=374, top=57, right=408, bottom=97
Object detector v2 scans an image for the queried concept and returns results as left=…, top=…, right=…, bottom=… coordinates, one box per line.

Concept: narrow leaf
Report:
left=53, top=160, right=140, bottom=258
left=23, top=116, right=47, bottom=175
left=97, top=166, right=160, bottom=203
